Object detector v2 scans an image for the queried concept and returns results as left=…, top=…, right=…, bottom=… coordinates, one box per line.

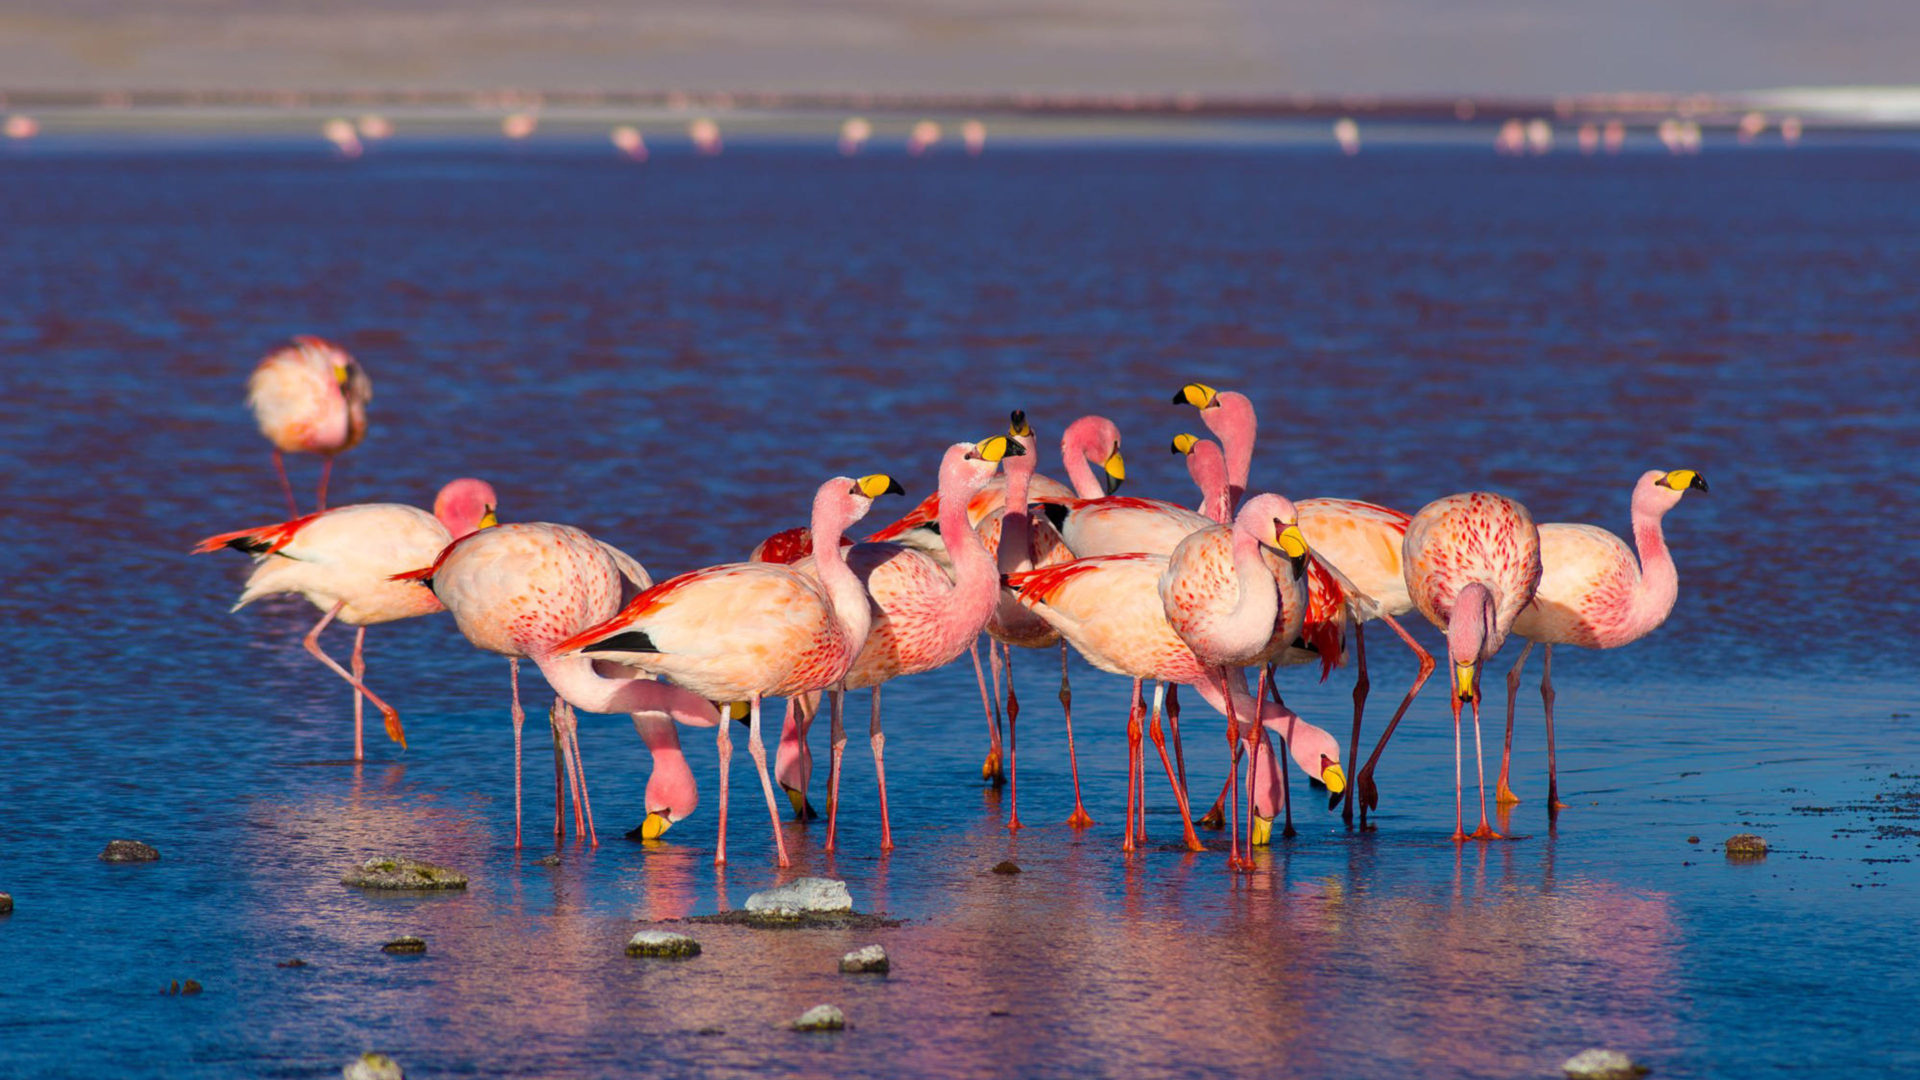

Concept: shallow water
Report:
left=2, top=136, right=1918, bottom=1078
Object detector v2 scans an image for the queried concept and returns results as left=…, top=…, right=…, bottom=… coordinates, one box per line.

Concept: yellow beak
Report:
left=477, top=506, right=498, bottom=529
left=639, top=812, right=672, bottom=840
left=1250, top=814, right=1273, bottom=847
left=1275, top=524, right=1308, bottom=560
left=333, top=363, right=350, bottom=386
left=1173, top=382, right=1219, bottom=408
left=785, top=787, right=808, bottom=818
left=1102, top=449, right=1126, bottom=494
left=1321, top=763, right=1347, bottom=795
left=1454, top=661, right=1478, bottom=702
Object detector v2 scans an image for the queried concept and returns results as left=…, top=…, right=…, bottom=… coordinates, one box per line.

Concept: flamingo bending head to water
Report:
left=247, top=336, right=371, bottom=515
left=1499, top=469, right=1707, bottom=811
left=194, top=478, right=496, bottom=760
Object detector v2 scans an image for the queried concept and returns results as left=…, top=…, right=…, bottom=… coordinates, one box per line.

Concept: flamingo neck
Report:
left=1059, top=430, right=1104, bottom=500
left=534, top=654, right=721, bottom=723
left=811, top=497, right=874, bottom=657
left=1626, top=505, right=1681, bottom=638
left=1203, top=394, right=1255, bottom=512
left=633, top=711, right=697, bottom=819
left=998, top=454, right=1036, bottom=575
left=1188, top=441, right=1232, bottom=524
left=1219, top=522, right=1281, bottom=653
left=1449, top=583, right=1500, bottom=661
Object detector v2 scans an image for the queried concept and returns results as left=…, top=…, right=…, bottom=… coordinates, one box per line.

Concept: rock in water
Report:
left=625, top=930, right=702, bottom=959
left=100, top=840, right=160, bottom=862
left=791, top=1004, right=846, bottom=1031
left=1563, top=1048, right=1650, bottom=1079
left=343, top=1052, right=405, bottom=1080
left=1724, top=834, right=1768, bottom=859
left=744, top=878, right=853, bottom=918
left=0, top=892, right=12, bottom=915
left=839, top=945, right=889, bottom=973
left=380, top=937, right=427, bottom=954
left=991, top=860, right=1022, bottom=875
left=341, top=857, right=469, bottom=890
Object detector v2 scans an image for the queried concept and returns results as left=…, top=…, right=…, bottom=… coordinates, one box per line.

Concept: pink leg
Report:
left=1356, top=612, right=1437, bottom=822
left=746, top=694, right=791, bottom=867
left=714, top=720, right=733, bottom=865
left=1006, top=643, right=1023, bottom=832
left=350, top=627, right=367, bottom=762
left=1167, top=683, right=1189, bottom=804
left=551, top=700, right=566, bottom=842
left=971, top=639, right=1004, bottom=784
left=1258, top=664, right=1294, bottom=841
left=1499, top=640, right=1534, bottom=805
left=564, top=702, right=597, bottom=846
left=870, top=686, right=894, bottom=851
left=508, top=660, right=525, bottom=847
left=1343, top=620, right=1367, bottom=824
left=315, top=455, right=333, bottom=512
left=1122, top=678, right=1142, bottom=853
left=272, top=449, right=297, bottom=518
left=1469, top=690, right=1502, bottom=840
left=1450, top=693, right=1467, bottom=843
left=1061, top=642, right=1093, bottom=828
left=1222, top=673, right=1247, bottom=870
left=1134, top=681, right=1148, bottom=843
left=825, top=688, right=847, bottom=851
left=302, top=602, right=405, bottom=750
left=1146, top=682, right=1203, bottom=851
left=1544, top=645, right=1567, bottom=813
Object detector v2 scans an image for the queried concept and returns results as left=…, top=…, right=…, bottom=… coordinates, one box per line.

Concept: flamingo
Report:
left=1499, top=469, right=1708, bottom=810
left=1380, top=492, right=1542, bottom=842
left=556, top=475, right=904, bottom=865
left=786, top=438, right=1022, bottom=851
left=246, top=336, right=371, bottom=515
left=193, top=477, right=496, bottom=761
left=1174, top=383, right=1437, bottom=826
left=395, top=521, right=722, bottom=848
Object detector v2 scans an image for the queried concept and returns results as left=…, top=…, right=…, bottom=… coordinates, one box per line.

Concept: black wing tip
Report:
left=584, top=630, right=660, bottom=655
left=1042, top=502, right=1070, bottom=530
left=227, top=537, right=273, bottom=555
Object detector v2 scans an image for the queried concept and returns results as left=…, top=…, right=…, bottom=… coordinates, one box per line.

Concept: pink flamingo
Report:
left=556, top=475, right=904, bottom=865
left=790, top=438, right=1022, bottom=851
left=1175, top=383, right=1437, bottom=825
left=194, top=477, right=495, bottom=761
left=396, top=521, right=721, bottom=847
left=1499, top=469, right=1707, bottom=810
left=246, top=337, right=371, bottom=515
left=1384, top=492, right=1542, bottom=841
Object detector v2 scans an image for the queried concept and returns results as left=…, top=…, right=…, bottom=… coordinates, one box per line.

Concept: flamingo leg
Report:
left=1543, top=645, right=1567, bottom=813
left=1134, top=681, right=1149, bottom=844
left=1006, top=644, right=1024, bottom=831
left=315, top=455, right=333, bottom=512
left=1450, top=692, right=1467, bottom=843
left=302, top=601, right=405, bottom=750
left=825, top=688, right=847, bottom=851
left=1468, top=688, right=1503, bottom=840
left=350, top=626, right=367, bottom=762
left=550, top=700, right=566, bottom=842
left=271, top=449, right=297, bottom=518
left=1221, top=672, right=1247, bottom=870
left=1061, top=642, right=1094, bottom=828
left=1168, top=682, right=1190, bottom=804
left=509, top=658, right=524, bottom=848
left=972, top=640, right=1004, bottom=784
left=746, top=694, right=791, bottom=868
left=714, top=716, right=733, bottom=865
left=1355, top=612, right=1437, bottom=822
left=566, top=702, right=597, bottom=846
left=870, top=686, right=894, bottom=851
left=1498, top=640, right=1534, bottom=805
left=1147, top=682, right=1203, bottom=851
left=1123, top=677, right=1143, bottom=853
left=1259, top=664, right=1294, bottom=841
left=1343, top=619, right=1367, bottom=824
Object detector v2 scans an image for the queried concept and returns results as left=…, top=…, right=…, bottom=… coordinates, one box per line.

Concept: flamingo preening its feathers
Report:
left=1500, top=469, right=1707, bottom=812
left=246, top=336, right=372, bottom=516
left=194, top=477, right=497, bottom=760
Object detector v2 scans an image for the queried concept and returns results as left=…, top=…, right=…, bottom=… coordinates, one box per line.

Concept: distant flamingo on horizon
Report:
left=247, top=337, right=371, bottom=515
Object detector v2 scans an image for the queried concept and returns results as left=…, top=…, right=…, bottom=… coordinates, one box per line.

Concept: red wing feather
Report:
left=191, top=512, right=324, bottom=556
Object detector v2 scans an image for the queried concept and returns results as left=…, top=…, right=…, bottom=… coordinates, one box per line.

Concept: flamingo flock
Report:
left=197, top=339, right=1710, bottom=867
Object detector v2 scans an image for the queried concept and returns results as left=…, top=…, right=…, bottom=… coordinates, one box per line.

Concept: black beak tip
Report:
left=885, top=478, right=906, bottom=495
left=1005, top=441, right=1027, bottom=457
left=1328, top=789, right=1343, bottom=811
left=1169, top=390, right=1188, bottom=404
left=1692, top=476, right=1710, bottom=493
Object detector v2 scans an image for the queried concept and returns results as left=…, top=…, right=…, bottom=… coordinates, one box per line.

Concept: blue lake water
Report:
left=2, top=134, right=1918, bottom=1078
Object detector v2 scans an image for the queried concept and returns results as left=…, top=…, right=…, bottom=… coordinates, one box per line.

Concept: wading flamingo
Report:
left=788, top=438, right=1022, bottom=851
left=396, top=521, right=721, bottom=847
left=247, top=337, right=371, bottom=515
left=1379, top=492, right=1541, bottom=842
left=557, top=475, right=904, bottom=866
left=194, top=477, right=496, bottom=760
left=1174, top=383, right=1436, bottom=826
left=1499, top=469, right=1708, bottom=810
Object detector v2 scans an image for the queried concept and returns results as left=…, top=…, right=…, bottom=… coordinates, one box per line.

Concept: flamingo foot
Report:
left=1197, top=805, right=1225, bottom=830
left=1469, top=824, right=1505, bottom=841
left=981, top=747, right=1005, bottom=785
left=1451, top=829, right=1470, bottom=844
left=1065, top=807, right=1095, bottom=829
left=1496, top=781, right=1521, bottom=806
left=1551, top=800, right=1570, bottom=811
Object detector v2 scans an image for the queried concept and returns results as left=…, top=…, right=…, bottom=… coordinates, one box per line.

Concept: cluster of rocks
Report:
left=341, top=857, right=469, bottom=891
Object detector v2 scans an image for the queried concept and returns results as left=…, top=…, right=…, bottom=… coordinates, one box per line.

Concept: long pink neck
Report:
left=535, top=655, right=721, bottom=721
left=1624, top=500, right=1681, bottom=639
left=1188, top=440, right=1232, bottom=524
left=633, top=711, right=697, bottom=818
left=1202, top=394, right=1256, bottom=512
left=998, top=447, right=1036, bottom=575
left=1059, top=421, right=1108, bottom=499
left=810, top=490, right=874, bottom=657
left=939, top=457, right=1001, bottom=644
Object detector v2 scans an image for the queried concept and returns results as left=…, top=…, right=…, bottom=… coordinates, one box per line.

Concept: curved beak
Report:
left=333, top=363, right=351, bottom=386
left=1453, top=660, right=1478, bottom=702
left=477, top=505, right=499, bottom=529
left=1250, top=814, right=1273, bottom=847
left=1321, top=762, right=1347, bottom=795
left=1275, top=524, right=1307, bottom=560
left=784, top=785, right=818, bottom=822
left=639, top=812, right=673, bottom=840
left=1101, top=450, right=1126, bottom=495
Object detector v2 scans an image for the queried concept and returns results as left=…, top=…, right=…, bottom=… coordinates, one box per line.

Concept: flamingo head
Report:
left=1004, top=409, right=1040, bottom=478
left=813, top=474, right=905, bottom=539
left=1236, top=492, right=1308, bottom=572
left=1172, top=433, right=1233, bottom=522
left=1173, top=382, right=1254, bottom=446
left=772, top=701, right=820, bottom=822
left=297, top=335, right=372, bottom=408
left=432, top=478, right=499, bottom=538
left=1640, top=468, right=1709, bottom=516
left=944, top=434, right=1026, bottom=496
left=1060, top=415, right=1124, bottom=495
left=1447, top=582, right=1499, bottom=702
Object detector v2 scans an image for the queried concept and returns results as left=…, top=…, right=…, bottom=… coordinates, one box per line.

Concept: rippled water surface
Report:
left=3, top=136, right=1919, bottom=1079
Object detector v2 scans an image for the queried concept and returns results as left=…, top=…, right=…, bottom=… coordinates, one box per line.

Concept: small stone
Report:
left=181, top=979, right=203, bottom=995
left=790, top=1004, right=846, bottom=1031
left=1686, top=836, right=1700, bottom=844
left=342, top=857, right=468, bottom=891
left=991, top=860, right=1022, bottom=875
left=380, top=936, right=427, bottom=954
left=100, top=840, right=160, bottom=863
left=625, top=930, right=702, bottom=959
left=839, top=945, right=889, bottom=973
left=744, top=877, right=853, bottom=918
left=1562, top=1047, right=1649, bottom=1079
left=1725, top=834, right=1768, bottom=859
left=0, top=892, right=12, bottom=914
left=534, top=854, right=561, bottom=867
left=277, top=959, right=308, bottom=968
left=342, top=1052, right=405, bottom=1080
